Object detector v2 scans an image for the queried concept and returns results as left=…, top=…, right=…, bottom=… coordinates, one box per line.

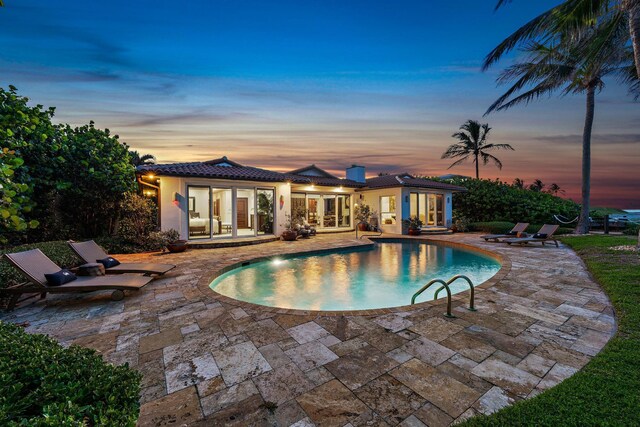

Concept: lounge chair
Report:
left=481, top=223, right=530, bottom=242
left=1, top=249, right=153, bottom=310
left=503, top=224, right=560, bottom=247
left=68, top=240, right=175, bottom=276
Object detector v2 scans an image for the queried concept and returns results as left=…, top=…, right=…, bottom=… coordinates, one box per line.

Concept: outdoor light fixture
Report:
left=172, top=192, right=180, bottom=207
left=147, top=174, right=154, bottom=180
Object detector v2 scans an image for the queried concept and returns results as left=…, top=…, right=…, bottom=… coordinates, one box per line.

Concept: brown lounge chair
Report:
left=481, top=222, right=530, bottom=242
left=1, top=249, right=152, bottom=310
left=503, top=224, right=560, bottom=247
left=68, top=240, right=175, bottom=276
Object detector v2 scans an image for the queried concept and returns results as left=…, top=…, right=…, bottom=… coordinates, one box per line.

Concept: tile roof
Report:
left=137, top=157, right=466, bottom=191
left=363, top=174, right=467, bottom=192
left=137, top=156, right=305, bottom=183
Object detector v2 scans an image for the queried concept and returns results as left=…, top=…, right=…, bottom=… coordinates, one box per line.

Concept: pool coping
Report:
left=203, top=236, right=512, bottom=317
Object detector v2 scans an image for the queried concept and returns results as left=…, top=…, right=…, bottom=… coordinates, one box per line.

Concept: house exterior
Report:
left=137, top=156, right=466, bottom=241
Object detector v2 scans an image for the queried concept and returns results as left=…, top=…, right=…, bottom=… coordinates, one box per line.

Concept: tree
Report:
left=441, top=120, right=514, bottom=179
left=512, top=178, right=525, bottom=188
left=492, top=0, right=640, bottom=80
left=529, top=179, right=545, bottom=192
left=129, top=150, right=156, bottom=167
left=484, top=22, right=635, bottom=234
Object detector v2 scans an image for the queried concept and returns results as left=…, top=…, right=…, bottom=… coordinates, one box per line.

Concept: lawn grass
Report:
left=460, top=235, right=640, bottom=426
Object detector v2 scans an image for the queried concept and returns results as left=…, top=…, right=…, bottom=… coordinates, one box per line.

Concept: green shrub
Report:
left=449, top=178, right=579, bottom=224
left=0, top=321, right=141, bottom=426
left=0, top=241, right=81, bottom=289
left=623, top=223, right=640, bottom=236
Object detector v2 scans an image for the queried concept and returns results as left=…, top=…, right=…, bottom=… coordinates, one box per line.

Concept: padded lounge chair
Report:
left=503, top=224, right=560, bottom=247
left=68, top=240, right=175, bottom=276
left=481, top=223, right=530, bottom=242
left=1, top=249, right=152, bottom=310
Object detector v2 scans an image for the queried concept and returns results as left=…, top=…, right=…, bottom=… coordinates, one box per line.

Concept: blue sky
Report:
left=1, top=0, right=638, bottom=206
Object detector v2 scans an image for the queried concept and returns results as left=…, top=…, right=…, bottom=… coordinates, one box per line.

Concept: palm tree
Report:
left=129, top=150, right=156, bottom=167
left=512, top=178, right=525, bottom=188
left=493, top=0, right=640, bottom=79
left=547, top=183, right=566, bottom=195
left=441, top=120, right=514, bottom=179
left=529, top=179, right=545, bottom=192
left=484, top=22, right=635, bottom=234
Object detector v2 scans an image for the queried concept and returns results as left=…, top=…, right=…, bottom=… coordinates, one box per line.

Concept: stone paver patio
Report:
left=1, top=233, right=616, bottom=426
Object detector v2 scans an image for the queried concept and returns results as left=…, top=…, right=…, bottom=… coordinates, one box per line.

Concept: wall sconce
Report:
left=172, top=192, right=180, bottom=207
left=405, top=195, right=409, bottom=203
left=447, top=197, right=450, bottom=204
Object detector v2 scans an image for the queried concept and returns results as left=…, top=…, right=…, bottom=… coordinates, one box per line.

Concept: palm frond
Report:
left=447, top=156, right=471, bottom=169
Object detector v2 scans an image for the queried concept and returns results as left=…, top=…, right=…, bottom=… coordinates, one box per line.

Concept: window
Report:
left=292, top=193, right=351, bottom=229
left=409, top=192, right=444, bottom=227
left=380, top=196, right=396, bottom=225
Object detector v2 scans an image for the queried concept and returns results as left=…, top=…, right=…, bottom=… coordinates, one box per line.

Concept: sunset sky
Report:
left=1, top=1, right=638, bottom=207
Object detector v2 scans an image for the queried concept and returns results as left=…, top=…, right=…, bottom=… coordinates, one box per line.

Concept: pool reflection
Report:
left=211, top=242, right=500, bottom=311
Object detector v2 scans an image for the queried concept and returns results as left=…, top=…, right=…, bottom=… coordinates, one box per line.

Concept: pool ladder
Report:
left=410, top=274, right=476, bottom=318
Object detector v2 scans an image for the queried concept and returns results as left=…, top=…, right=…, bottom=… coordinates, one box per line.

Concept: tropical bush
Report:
left=449, top=178, right=579, bottom=224
left=0, top=321, right=141, bottom=426
left=623, top=223, right=640, bottom=236
left=117, top=193, right=158, bottom=243
left=0, top=86, right=136, bottom=244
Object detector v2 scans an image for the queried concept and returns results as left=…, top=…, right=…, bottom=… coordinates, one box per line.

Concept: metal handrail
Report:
left=411, top=279, right=454, bottom=318
left=355, top=221, right=383, bottom=239
left=433, top=274, right=476, bottom=311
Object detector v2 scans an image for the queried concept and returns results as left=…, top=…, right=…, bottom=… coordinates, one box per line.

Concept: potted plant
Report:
left=161, top=229, right=188, bottom=253
left=280, top=214, right=298, bottom=241
left=403, top=216, right=423, bottom=236
left=354, top=204, right=371, bottom=231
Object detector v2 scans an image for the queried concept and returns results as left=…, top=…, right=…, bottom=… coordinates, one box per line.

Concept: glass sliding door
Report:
left=257, top=189, right=274, bottom=235
left=427, top=194, right=436, bottom=226
left=211, top=188, right=232, bottom=238
left=307, top=195, right=320, bottom=226
left=187, top=186, right=211, bottom=239
left=337, top=195, right=350, bottom=227
left=410, top=193, right=418, bottom=219
left=418, top=194, right=427, bottom=225
left=436, top=194, right=444, bottom=226
left=323, top=196, right=336, bottom=227
left=236, top=189, right=256, bottom=237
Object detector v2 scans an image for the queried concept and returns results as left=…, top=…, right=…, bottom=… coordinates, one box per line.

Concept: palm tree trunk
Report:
left=474, top=152, right=480, bottom=179
left=625, top=0, right=640, bottom=79
left=577, top=86, right=596, bottom=234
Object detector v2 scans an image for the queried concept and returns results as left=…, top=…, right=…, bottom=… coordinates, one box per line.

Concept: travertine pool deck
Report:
left=1, top=233, right=616, bottom=426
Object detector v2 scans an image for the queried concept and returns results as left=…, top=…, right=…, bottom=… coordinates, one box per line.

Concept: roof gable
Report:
left=288, top=165, right=338, bottom=179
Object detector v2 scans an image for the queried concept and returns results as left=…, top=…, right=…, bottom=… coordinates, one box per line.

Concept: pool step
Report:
left=421, top=227, right=453, bottom=235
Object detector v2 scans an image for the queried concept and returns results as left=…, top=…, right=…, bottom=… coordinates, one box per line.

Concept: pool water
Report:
left=210, top=241, right=501, bottom=311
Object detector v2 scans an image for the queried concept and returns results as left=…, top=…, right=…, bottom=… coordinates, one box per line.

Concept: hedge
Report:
left=0, top=321, right=141, bottom=426
left=449, top=178, right=580, bottom=224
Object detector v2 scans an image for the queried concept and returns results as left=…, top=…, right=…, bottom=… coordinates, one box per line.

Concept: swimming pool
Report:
left=210, top=240, right=501, bottom=311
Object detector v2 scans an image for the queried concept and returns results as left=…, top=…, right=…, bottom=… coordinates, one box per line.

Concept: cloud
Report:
left=534, top=134, right=640, bottom=145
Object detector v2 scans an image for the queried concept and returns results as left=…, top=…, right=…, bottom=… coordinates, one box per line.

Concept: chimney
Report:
left=346, top=164, right=366, bottom=183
